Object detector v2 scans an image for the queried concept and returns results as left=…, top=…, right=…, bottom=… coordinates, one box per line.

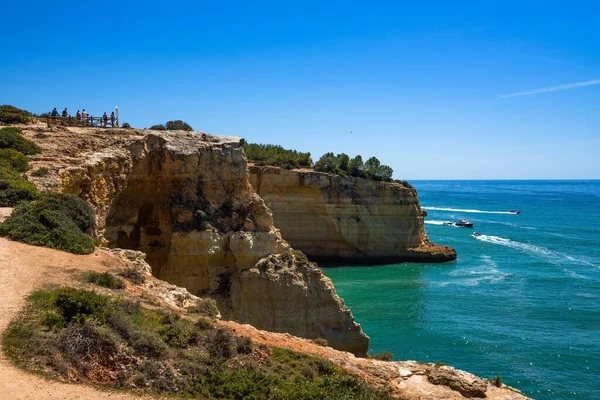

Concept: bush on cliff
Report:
left=0, top=148, right=30, bottom=172
left=0, top=192, right=96, bottom=254
left=314, top=152, right=393, bottom=181
left=166, top=120, right=193, bottom=131
left=243, top=142, right=313, bottom=169
left=0, top=167, right=39, bottom=206
left=0, top=127, right=41, bottom=155
left=4, top=287, right=392, bottom=400
left=149, top=124, right=166, bottom=130
left=0, top=105, right=31, bottom=125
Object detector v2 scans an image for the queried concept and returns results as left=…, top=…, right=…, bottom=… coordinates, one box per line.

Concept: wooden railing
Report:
left=46, top=116, right=119, bottom=128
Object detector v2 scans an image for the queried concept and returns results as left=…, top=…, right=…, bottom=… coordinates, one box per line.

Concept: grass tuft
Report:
left=85, top=271, right=125, bottom=289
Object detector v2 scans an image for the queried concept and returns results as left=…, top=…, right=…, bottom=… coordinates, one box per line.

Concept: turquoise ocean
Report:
left=322, top=181, right=599, bottom=400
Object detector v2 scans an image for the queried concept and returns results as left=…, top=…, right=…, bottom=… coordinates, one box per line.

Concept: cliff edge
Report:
left=21, top=125, right=368, bottom=355
left=249, top=165, right=456, bottom=264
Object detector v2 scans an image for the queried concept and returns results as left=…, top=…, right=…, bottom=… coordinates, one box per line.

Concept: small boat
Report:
left=455, top=219, right=474, bottom=228
left=508, top=210, right=521, bottom=214
left=473, top=232, right=481, bottom=237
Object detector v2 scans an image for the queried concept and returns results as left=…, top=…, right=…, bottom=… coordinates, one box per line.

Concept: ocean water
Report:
left=322, top=181, right=600, bottom=400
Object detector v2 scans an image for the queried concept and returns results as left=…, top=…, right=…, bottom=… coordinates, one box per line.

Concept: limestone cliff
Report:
left=249, top=166, right=456, bottom=264
left=53, top=129, right=368, bottom=355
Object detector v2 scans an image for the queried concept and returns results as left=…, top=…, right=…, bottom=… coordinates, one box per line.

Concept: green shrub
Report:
left=85, top=271, right=125, bottom=289
left=0, top=127, right=41, bottom=155
left=31, top=167, right=49, bottom=177
left=0, top=105, right=31, bottom=124
left=0, top=148, right=29, bottom=172
left=0, top=192, right=95, bottom=254
left=131, top=330, right=168, bottom=359
left=243, top=142, right=313, bottom=168
left=236, top=335, right=253, bottom=354
left=187, top=297, right=219, bottom=317
left=149, top=124, right=166, bottom=130
left=165, top=120, right=193, bottom=131
left=118, top=266, right=146, bottom=284
left=0, top=167, right=39, bottom=206
left=159, top=313, right=196, bottom=348
left=121, top=122, right=131, bottom=128
left=208, top=327, right=238, bottom=359
left=50, top=288, right=113, bottom=325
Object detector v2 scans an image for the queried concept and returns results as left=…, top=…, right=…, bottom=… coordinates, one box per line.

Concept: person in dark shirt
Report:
left=110, top=111, right=116, bottom=127
left=51, top=107, right=59, bottom=117
left=102, top=112, right=108, bottom=127
left=62, top=108, right=68, bottom=118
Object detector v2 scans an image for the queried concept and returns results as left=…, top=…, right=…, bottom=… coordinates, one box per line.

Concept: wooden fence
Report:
left=46, top=116, right=119, bottom=128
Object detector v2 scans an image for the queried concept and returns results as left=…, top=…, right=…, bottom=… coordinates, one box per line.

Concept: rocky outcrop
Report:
left=249, top=166, right=456, bottom=264
left=57, top=130, right=368, bottom=355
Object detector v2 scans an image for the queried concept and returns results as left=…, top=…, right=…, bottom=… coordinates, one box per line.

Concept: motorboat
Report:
left=508, top=210, right=521, bottom=214
left=455, top=219, right=474, bottom=228
left=473, top=232, right=481, bottom=237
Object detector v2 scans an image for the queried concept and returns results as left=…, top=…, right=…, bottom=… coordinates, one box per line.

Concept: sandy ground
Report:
left=0, top=238, right=145, bottom=399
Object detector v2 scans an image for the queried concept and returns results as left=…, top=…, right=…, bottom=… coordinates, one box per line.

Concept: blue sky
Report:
left=2, top=0, right=599, bottom=179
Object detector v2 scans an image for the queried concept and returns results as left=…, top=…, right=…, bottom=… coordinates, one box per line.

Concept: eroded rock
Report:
left=59, top=131, right=368, bottom=355
left=249, top=166, right=456, bottom=264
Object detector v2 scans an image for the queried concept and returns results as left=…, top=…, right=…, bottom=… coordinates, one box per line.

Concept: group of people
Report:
left=49, top=107, right=116, bottom=127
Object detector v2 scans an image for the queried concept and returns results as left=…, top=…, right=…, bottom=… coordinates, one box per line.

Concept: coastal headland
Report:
left=0, top=119, right=528, bottom=399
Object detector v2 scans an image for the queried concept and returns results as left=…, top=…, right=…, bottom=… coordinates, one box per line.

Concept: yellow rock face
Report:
left=60, top=131, right=368, bottom=355
left=249, top=166, right=456, bottom=263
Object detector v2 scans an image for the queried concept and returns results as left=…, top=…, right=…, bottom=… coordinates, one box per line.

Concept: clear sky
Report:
left=2, top=0, right=599, bottom=179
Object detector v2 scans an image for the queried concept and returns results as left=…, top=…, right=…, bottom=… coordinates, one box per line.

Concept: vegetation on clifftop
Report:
left=314, top=152, right=394, bottom=181
left=243, top=142, right=313, bottom=169
left=3, top=287, right=393, bottom=400
left=149, top=120, right=193, bottom=131
left=0, top=127, right=41, bottom=206
left=243, top=142, right=394, bottom=181
left=0, top=105, right=31, bottom=125
left=0, top=127, right=41, bottom=155
left=0, top=193, right=96, bottom=254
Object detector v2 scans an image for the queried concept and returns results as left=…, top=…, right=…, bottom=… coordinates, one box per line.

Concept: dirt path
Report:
left=0, top=238, right=145, bottom=399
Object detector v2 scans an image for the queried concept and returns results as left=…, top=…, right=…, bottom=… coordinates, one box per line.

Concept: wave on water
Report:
left=437, top=255, right=508, bottom=287
left=423, top=206, right=518, bottom=215
left=473, top=234, right=599, bottom=271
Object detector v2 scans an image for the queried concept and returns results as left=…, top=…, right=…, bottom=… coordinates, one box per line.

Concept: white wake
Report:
left=423, top=207, right=518, bottom=215
left=473, top=234, right=598, bottom=270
